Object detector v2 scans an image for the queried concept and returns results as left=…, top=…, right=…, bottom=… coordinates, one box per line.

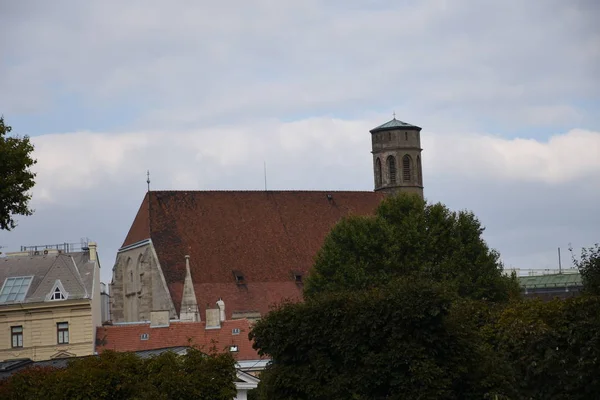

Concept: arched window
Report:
left=387, top=156, right=397, bottom=184
left=417, top=156, right=423, bottom=186
left=375, top=158, right=382, bottom=187
left=403, top=155, right=412, bottom=182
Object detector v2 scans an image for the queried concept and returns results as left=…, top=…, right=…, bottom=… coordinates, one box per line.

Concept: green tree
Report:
left=0, top=348, right=237, bottom=400
left=571, top=243, right=600, bottom=295
left=251, top=279, right=516, bottom=400
left=305, top=193, right=519, bottom=302
left=0, top=116, right=37, bottom=230
left=487, top=296, right=600, bottom=399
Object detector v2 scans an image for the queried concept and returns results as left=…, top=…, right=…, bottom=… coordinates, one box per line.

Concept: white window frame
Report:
left=46, top=280, right=69, bottom=302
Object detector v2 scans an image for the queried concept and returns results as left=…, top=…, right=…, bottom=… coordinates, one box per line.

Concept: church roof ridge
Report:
left=148, top=189, right=377, bottom=194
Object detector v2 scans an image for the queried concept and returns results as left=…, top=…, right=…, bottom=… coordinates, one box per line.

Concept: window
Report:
left=50, top=286, right=65, bottom=300
left=229, top=345, right=239, bottom=352
left=374, top=158, right=382, bottom=187
left=232, top=328, right=240, bottom=335
left=57, top=322, right=69, bottom=344
left=387, top=132, right=392, bottom=141
left=47, top=280, right=68, bottom=302
left=417, top=156, right=423, bottom=186
left=232, top=270, right=245, bottom=284
left=405, top=132, right=408, bottom=141
left=387, top=156, right=397, bottom=184
left=140, top=333, right=149, bottom=340
left=11, top=326, right=23, bottom=348
left=403, top=155, right=412, bottom=182
left=0, top=276, right=33, bottom=303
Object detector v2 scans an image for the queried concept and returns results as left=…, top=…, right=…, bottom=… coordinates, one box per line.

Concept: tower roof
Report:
left=370, top=118, right=421, bottom=133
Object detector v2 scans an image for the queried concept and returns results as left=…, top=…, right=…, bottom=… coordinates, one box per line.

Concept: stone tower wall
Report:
left=371, top=127, right=424, bottom=198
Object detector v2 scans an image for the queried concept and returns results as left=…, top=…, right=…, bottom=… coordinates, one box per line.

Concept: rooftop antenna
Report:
left=558, top=247, right=562, bottom=274
left=263, top=161, right=268, bottom=191
left=146, top=170, right=151, bottom=192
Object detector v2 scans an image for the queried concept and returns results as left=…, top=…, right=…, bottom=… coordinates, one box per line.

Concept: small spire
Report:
left=392, top=111, right=396, bottom=120
left=146, top=170, right=151, bottom=192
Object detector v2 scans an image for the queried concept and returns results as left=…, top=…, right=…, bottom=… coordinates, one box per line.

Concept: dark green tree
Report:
left=250, top=279, right=515, bottom=400
left=0, top=116, right=37, bottom=230
left=305, top=193, right=519, bottom=302
left=0, top=348, right=237, bottom=400
left=571, top=243, right=600, bottom=295
left=487, top=296, right=600, bottom=399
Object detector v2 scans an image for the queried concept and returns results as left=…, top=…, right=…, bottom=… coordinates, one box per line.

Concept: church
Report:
left=110, top=117, right=425, bottom=323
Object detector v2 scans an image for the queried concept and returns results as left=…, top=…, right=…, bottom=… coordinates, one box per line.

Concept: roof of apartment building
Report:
left=121, top=190, right=385, bottom=317
left=96, top=319, right=261, bottom=362
left=0, top=251, right=96, bottom=305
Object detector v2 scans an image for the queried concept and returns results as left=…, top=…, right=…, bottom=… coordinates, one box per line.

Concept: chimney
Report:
left=216, top=297, right=225, bottom=322
left=88, top=242, right=98, bottom=261
left=205, top=302, right=221, bottom=330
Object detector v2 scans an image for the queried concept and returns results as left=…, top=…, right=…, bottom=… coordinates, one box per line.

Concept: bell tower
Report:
left=370, top=116, right=424, bottom=198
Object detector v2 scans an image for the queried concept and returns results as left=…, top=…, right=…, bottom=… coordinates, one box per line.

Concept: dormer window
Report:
left=232, top=270, right=245, bottom=284
left=47, top=280, right=68, bottom=302
left=291, top=271, right=303, bottom=284
left=51, top=286, right=66, bottom=300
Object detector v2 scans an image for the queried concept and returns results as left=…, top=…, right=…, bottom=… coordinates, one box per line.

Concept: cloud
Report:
left=30, top=120, right=600, bottom=206
left=1, top=0, right=598, bottom=132
left=427, top=128, right=600, bottom=183
left=1, top=0, right=599, bottom=284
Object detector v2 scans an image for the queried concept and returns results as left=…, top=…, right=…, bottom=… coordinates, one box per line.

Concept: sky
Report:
left=1, top=0, right=599, bottom=285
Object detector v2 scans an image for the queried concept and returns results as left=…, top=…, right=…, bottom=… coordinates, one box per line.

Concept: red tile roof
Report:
left=96, top=320, right=260, bottom=361
left=122, top=190, right=384, bottom=318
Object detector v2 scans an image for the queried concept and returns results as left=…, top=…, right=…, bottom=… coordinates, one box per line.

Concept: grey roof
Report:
left=0, top=252, right=95, bottom=305
left=69, top=252, right=95, bottom=295
left=370, top=118, right=421, bottom=133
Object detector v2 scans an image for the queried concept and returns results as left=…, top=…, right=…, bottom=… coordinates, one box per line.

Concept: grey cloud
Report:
left=1, top=0, right=598, bottom=130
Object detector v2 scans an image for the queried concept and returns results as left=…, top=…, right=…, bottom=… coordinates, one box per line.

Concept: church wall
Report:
left=371, top=126, right=423, bottom=197
left=110, top=242, right=177, bottom=323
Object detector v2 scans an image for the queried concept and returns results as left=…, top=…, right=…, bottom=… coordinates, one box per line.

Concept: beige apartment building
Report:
left=0, top=242, right=103, bottom=361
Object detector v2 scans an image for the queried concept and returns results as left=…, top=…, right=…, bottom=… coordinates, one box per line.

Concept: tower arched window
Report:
left=403, top=155, right=412, bottom=182
left=417, top=156, right=423, bottom=186
left=375, top=158, right=382, bottom=187
left=387, top=156, right=397, bottom=184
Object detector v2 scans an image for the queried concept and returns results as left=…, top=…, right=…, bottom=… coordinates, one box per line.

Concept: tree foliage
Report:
left=571, top=243, right=600, bottom=295
left=251, top=193, right=600, bottom=398
left=0, top=348, right=237, bottom=400
left=304, top=193, right=519, bottom=302
left=0, top=116, right=37, bottom=231
left=486, top=296, right=600, bottom=399
left=250, top=279, right=514, bottom=400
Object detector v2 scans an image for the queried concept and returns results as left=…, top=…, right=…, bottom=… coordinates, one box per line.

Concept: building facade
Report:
left=110, top=117, right=425, bottom=323
left=0, top=243, right=103, bottom=361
